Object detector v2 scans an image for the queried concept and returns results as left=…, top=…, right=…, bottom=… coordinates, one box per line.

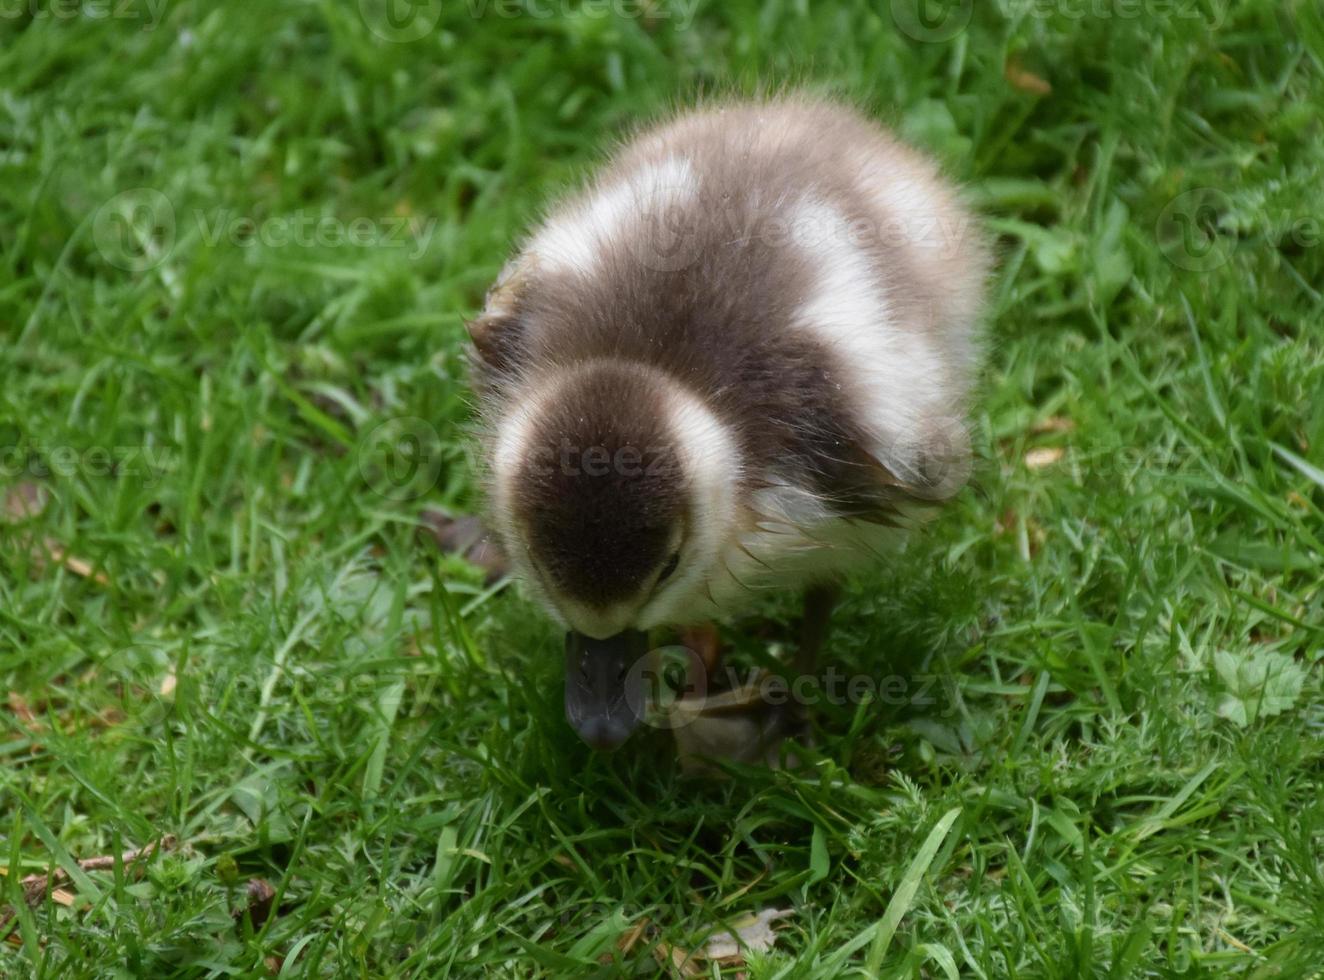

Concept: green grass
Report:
left=2, top=0, right=1323, bottom=976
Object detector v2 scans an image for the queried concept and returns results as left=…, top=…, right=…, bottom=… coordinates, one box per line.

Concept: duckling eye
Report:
left=657, top=552, right=680, bottom=583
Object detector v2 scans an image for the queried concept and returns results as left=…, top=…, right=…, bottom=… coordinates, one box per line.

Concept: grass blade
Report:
left=864, top=806, right=963, bottom=972
left=1272, top=442, right=1324, bottom=493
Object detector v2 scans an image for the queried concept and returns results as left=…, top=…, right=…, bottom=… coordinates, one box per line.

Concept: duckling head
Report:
left=488, top=357, right=742, bottom=748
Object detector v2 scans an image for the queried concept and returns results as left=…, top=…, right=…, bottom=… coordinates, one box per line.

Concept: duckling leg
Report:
left=679, top=624, right=724, bottom=687
left=768, top=583, right=839, bottom=744
left=794, top=584, right=840, bottom=682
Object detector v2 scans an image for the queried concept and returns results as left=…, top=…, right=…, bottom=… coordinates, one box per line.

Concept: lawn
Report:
left=2, top=0, right=1323, bottom=976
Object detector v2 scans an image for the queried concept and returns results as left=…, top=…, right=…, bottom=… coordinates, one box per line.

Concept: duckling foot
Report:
left=671, top=675, right=808, bottom=774
left=419, top=510, right=507, bottom=584
left=669, top=586, right=839, bottom=774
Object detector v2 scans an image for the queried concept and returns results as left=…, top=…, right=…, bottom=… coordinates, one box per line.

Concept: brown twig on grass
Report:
left=0, top=835, right=178, bottom=932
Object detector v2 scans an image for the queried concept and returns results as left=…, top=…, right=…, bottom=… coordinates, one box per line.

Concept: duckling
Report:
left=468, top=95, right=989, bottom=752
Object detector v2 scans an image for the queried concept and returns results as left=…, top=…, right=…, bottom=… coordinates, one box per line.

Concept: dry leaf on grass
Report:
left=41, top=539, right=109, bottom=585
left=1024, top=447, right=1065, bottom=470
left=1030, top=416, right=1075, bottom=435
left=653, top=941, right=703, bottom=977
left=655, top=908, right=794, bottom=975
left=7, top=692, right=41, bottom=729
left=617, top=917, right=650, bottom=956
left=697, top=908, right=793, bottom=963
left=2, top=482, right=49, bottom=523
left=1005, top=59, right=1052, bottom=95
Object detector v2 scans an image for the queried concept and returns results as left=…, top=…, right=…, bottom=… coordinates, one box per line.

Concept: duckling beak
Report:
left=564, top=630, right=649, bottom=750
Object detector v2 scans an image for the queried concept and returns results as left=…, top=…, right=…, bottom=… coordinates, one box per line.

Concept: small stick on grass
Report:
left=1, top=835, right=178, bottom=931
